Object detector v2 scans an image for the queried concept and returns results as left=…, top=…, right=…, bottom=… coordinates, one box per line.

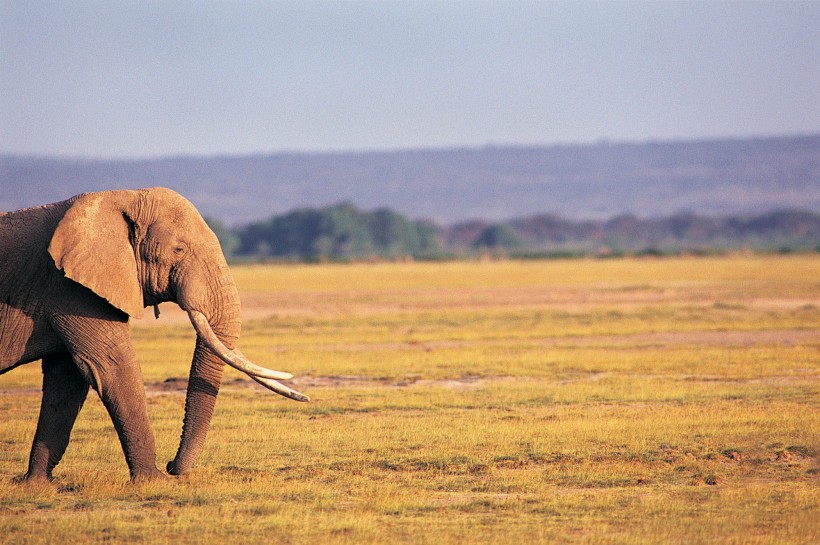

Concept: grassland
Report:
left=1, top=256, right=818, bottom=544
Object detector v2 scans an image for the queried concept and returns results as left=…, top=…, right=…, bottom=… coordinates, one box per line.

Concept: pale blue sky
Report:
left=1, top=0, right=818, bottom=158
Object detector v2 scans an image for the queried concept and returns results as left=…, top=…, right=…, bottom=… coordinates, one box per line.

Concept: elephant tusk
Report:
left=250, top=375, right=311, bottom=403
left=187, top=310, right=294, bottom=380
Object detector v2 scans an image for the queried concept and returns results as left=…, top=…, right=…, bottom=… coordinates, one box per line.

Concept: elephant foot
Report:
left=130, top=466, right=170, bottom=483
left=12, top=472, right=54, bottom=486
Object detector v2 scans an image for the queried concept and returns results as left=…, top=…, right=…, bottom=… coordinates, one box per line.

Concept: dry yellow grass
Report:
left=1, top=256, right=818, bottom=544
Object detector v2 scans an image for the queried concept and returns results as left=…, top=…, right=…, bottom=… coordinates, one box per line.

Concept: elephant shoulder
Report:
left=0, top=200, right=73, bottom=301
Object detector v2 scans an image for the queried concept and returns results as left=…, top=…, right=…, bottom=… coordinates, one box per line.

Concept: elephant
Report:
left=0, top=187, right=308, bottom=482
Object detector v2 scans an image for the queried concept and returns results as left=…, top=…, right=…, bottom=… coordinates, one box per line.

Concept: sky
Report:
left=1, top=0, right=818, bottom=159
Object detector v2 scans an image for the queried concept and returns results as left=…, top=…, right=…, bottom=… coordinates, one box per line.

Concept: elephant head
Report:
left=47, top=187, right=307, bottom=475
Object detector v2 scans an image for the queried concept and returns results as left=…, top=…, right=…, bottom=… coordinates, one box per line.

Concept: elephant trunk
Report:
left=167, top=271, right=241, bottom=476
left=167, top=336, right=226, bottom=475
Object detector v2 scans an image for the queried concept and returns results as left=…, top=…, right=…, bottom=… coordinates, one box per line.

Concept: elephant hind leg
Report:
left=24, top=354, right=89, bottom=481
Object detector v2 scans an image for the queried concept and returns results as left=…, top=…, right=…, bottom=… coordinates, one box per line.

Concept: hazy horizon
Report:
left=3, top=131, right=819, bottom=162
left=2, top=1, right=819, bottom=159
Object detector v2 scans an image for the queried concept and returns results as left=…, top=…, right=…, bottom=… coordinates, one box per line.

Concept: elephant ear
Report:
left=48, top=191, right=145, bottom=319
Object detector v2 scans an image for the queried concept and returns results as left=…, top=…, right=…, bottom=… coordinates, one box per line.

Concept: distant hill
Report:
left=1, top=134, right=818, bottom=224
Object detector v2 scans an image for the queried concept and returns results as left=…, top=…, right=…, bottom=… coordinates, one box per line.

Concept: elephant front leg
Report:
left=90, top=355, right=166, bottom=481
left=24, top=354, right=89, bottom=481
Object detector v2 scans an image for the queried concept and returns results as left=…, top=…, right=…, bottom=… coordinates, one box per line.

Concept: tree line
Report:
left=208, top=205, right=820, bottom=262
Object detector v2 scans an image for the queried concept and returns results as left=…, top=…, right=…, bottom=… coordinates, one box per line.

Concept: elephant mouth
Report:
left=187, top=310, right=310, bottom=402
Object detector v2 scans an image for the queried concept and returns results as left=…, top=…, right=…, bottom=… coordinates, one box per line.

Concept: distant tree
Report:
left=230, top=206, right=819, bottom=260
left=742, top=210, right=820, bottom=238
left=473, top=224, right=521, bottom=249
left=236, top=208, right=324, bottom=257
left=369, top=208, right=434, bottom=257
left=272, top=208, right=325, bottom=256
left=237, top=205, right=361, bottom=259
left=445, top=220, right=491, bottom=248
left=235, top=203, right=448, bottom=260
left=603, top=214, right=651, bottom=249
left=414, top=219, right=444, bottom=255
left=315, top=203, right=373, bottom=257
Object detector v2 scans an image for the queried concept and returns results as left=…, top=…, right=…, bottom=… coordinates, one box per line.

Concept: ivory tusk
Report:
left=250, top=375, right=311, bottom=403
left=187, top=310, right=293, bottom=380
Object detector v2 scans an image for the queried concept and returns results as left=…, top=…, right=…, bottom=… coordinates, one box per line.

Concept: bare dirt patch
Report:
left=546, top=329, right=820, bottom=349
left=142, top=374, right=501, bottom=396
left=227, top=328, right=819, bottom=354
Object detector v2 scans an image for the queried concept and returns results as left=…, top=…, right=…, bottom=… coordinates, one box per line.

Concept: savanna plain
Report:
left=1, top=256, right=818, bottom=544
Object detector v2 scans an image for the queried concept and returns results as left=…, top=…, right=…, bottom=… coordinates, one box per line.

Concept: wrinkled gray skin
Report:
left=0, top=188, right=253, bottom=481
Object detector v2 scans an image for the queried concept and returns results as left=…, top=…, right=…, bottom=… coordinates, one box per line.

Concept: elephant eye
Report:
left=174, top=244, right=187, bottom=255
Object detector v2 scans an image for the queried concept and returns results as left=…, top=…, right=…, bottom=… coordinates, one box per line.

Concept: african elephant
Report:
left=0, top=187, right=308, bottom=482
